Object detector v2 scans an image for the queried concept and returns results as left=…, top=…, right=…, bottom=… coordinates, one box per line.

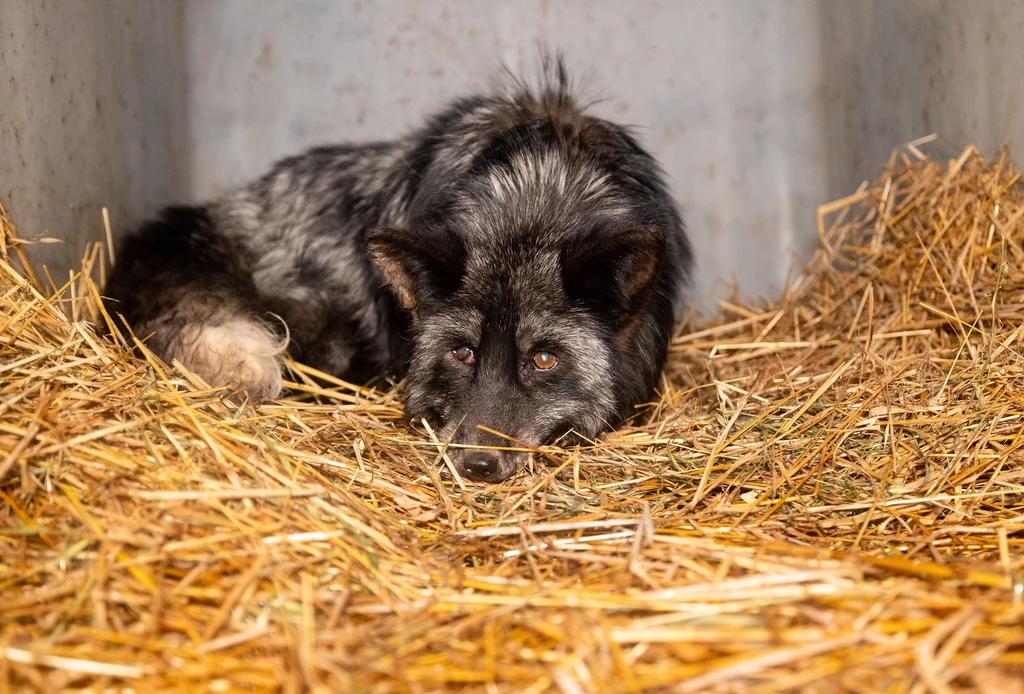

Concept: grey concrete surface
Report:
left=0, top=0, right=189, bottom=276
left=3, top=1, right=1023, bottom=311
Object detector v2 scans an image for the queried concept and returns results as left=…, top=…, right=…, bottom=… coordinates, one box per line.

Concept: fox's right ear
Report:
left=366, top=228, right=466, bottom=318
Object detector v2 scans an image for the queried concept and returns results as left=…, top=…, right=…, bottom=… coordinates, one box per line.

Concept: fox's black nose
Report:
left=463, top=451, right=499, bottom=480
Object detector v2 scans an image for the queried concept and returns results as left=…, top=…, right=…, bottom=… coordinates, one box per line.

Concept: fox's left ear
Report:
left=563, top=225, right=666, bottom=320
left=366, top=228, right=466, bottom=318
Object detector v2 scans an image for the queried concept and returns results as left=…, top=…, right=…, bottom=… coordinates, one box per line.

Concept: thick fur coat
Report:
left=103, top=60, right=693, bottom=482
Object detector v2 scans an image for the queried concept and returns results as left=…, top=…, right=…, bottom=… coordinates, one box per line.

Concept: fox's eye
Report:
left=532, top=351, right=558, bottom=370
left=452, top=345, right=476, bottom=365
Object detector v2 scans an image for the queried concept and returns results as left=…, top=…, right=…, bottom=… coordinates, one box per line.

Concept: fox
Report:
left=102, top=57, right=693, bottom=483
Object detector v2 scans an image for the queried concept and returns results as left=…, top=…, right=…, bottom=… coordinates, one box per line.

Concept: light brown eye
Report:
left=452, top=345, right=475, bottom=365
left=532, top=351, right=558, bottom=370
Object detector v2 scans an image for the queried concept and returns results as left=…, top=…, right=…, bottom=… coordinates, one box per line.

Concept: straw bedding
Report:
left=1, top=144, right=1022, bottom=693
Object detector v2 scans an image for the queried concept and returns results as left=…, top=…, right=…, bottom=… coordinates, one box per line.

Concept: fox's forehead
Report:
left=424, top=294, right=594, bottom=349
left=461, top=241, right=563, bottom=296
left=481, top=147, right=613, bottom=207
left=449, top=140, right=636, bottom=232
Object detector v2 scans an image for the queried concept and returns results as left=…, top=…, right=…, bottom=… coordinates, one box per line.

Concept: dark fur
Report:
left=103, top=58, right=693, bottom=482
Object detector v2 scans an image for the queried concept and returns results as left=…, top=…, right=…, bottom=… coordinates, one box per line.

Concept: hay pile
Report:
left=1, top=145, right=1022, bottom=693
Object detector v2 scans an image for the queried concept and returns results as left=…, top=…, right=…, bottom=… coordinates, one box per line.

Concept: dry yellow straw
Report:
left=0, top=144, right=1022, bottom=691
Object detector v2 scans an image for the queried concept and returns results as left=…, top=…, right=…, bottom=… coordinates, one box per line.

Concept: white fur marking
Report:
left=179, top=318, right=286, bottom=402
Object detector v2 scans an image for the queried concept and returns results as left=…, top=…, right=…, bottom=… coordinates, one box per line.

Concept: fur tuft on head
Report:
left=491, top=49, right=602, bottom=128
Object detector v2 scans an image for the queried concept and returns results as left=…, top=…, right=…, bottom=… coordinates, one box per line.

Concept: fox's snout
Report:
left=451, top=447, right=526, bottom=483
left=443, top=423, right=531, bottom=483
left=461, top=449, right=501, bottom=480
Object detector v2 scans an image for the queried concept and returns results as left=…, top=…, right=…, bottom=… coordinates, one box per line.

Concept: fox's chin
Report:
left=403, top=402, right=444, bottom=430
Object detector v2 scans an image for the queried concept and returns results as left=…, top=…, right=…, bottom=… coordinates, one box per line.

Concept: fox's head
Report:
left=367, top=119, right=683, bottom=482
left=368, top=224, right=668, bottom=481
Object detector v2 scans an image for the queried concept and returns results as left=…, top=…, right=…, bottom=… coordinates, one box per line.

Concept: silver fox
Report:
left=103, top=58, right=693, bottom=482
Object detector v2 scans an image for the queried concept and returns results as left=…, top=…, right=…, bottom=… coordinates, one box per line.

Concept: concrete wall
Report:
left=182, top=0, right=832, bottom=309
left=3, top=1, right=1024, bottom=310
left=0, top=0, right=189, bottom=276
left=819, top=1, right=1024, bottom=198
